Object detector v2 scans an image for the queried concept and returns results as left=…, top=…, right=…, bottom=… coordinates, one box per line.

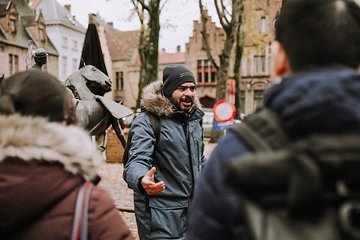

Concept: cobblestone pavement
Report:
left=98, top=140, right=217, bottom=240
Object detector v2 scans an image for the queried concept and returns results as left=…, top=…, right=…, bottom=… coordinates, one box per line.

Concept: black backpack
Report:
left=223, top=109, right=360, bottom=240
left=122, top=111, right=160, bottom=166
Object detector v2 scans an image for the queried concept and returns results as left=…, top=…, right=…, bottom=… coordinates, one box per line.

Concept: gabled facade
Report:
left=33, top=0, right=86, bottom=81
left=0, top=0, right=58, bottom=77
left=185, top=9, right=226, bottom=108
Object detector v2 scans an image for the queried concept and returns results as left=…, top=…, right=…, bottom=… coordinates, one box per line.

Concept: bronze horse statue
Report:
left=65, top=65, right=132, bottom=150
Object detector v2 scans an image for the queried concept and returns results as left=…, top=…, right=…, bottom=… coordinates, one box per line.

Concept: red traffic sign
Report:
left=213, top=99, right=236, bottom=123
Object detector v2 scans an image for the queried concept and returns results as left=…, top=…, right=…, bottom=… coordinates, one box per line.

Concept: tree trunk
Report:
left=203, top=0, right=244, bottom=142
left=233, top=1, right=244, bottom=118
left=136, top=0, right=161, bottom=109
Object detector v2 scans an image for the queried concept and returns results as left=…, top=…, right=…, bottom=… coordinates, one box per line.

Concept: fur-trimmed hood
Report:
left=140, top=80, right=201, bottom=117
left=0, top=114, right=103, bottom=181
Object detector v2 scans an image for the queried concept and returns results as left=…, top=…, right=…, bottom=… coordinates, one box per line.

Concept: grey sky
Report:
left=56, top=0, right=220, bottom=53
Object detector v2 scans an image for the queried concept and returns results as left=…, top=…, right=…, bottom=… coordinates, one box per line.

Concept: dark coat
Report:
left=123, top=80, right=205, bottom=240
left=186, top=67, right=360, bottom=240
left=0, top=115, right=133, bottom=240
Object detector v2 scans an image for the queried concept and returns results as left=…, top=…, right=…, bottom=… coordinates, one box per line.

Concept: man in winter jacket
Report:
left=0, top=70, right=133, bottom=240
left=123, top=64, right=206, bottom=240
left=186, top=0, right=360, bottom=239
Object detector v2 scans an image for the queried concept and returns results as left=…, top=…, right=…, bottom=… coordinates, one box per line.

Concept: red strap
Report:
left=72, top=181, right=91, bottom=240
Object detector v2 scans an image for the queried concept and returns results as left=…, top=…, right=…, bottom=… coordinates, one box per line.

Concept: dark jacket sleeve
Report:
left=187, top=131, right=251, bottom=240
left=89, top=187, right=134, bottom=240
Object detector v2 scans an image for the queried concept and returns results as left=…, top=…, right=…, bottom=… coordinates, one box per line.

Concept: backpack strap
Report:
left=123, top=111, right=161, bottom=165
left=71, top=181, right=93, bottom=240
left=145, top=111, right=161, bottom=144
left=230, top=109, right=289, bottom=151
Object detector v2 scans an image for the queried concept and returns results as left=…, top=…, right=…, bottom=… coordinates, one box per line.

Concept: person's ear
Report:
left=270, top=41, right=291, bottom=79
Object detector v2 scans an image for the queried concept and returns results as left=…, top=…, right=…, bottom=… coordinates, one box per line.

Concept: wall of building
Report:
left=0, top=45, right=26, bottom=77
left=45, top=53, right=59, bottom=77
left=46, top=25, right=84, bottom=81
left=0, top=44, right=58, bottom=77
left=238, top=0, right=282, bottom=115
left=111, top=60, right=140, bottom=108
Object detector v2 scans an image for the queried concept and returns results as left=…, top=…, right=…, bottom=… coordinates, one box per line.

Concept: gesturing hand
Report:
left=141, top=167, right=165, bottom=195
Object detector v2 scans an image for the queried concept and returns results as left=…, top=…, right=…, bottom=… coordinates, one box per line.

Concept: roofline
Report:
left=45, top=22, right=86, bottom=34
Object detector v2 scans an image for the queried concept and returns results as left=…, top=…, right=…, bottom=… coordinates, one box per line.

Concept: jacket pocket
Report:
left=149, top=198, right=188, bottom=239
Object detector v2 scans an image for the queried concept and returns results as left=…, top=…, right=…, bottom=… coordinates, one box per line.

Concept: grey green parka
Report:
left=123, top=80, right=206, bottom=240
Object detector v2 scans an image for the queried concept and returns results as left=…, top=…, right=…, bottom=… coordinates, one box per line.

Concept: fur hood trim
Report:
left=140, top=80, right=201, bottom=117
left=0, top=115, right=103, bottom=181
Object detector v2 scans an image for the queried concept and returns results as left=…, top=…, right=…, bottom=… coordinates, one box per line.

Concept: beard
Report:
left=170, top=95, right=195, bottom=112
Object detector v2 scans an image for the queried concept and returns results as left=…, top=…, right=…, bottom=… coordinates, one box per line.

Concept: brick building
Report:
left=239, top=0, right=282, bottom=114
left=0, top=0, right=58, bottom=78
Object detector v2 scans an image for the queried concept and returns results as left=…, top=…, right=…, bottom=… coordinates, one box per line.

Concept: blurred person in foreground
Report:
left=186, top=0, right=360, bottom=239
left=0, top=70, right=133, bottom=240
left=123, top=65, right=206, bottom=239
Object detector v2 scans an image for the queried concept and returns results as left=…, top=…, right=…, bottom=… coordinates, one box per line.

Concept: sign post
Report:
left=227, top=79, right=236, bottom=104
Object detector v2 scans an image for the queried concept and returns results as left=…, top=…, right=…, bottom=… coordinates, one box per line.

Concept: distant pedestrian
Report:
left=0, top=70, right=133, bottom=240
left=123, top=65, right=206, bottom=239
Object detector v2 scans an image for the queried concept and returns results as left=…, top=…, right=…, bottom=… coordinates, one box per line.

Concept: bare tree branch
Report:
left=137, top=0, right=150, bottom=12
left=215, top=0, right=230, bottom=31
left=131, top=0, right=144, bottom=25
left=132, top=0, right=162, bottom=108
left=219, top=0, right=231, bottom=25
left=222, top=0, right=232, bottom=18
left=199, top=0, right=219, bottom=69
left=160, top=0, right=169, bottom=11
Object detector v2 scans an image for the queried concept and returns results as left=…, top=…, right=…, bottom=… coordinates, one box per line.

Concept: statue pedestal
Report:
left=106, top=129, right=128, bottom=163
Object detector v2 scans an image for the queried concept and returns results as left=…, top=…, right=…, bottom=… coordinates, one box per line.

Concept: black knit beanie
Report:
left=162, top=65, right=196, bottom=98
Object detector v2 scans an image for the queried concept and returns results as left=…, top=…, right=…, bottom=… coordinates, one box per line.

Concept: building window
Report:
left=253, top=52, right=266, bottom=75
left=72, top=40, right=78, bottom=51
left=258, top=16, right=268, bottom=33
left=8, top=54, right=19, bottom=75
left=253, top=90, right=264, bottom=112
left=62, top=36, right=68, bottom=49
left=241, top=59, right=248, bottom=76
left=240, top=90, right=245, bottom=114
left=9, top=17, right=16, bottom=33
left=197, top=59, right=216, bottom=84
left=9, top=54, right=13, bottom=74
left=115, top=71, right=124, bottom=90
left=61, top=56, right=67, bottom=78
left=14, top=55, right=18, bottom=73
left=255, top=11, right=268, bottom=34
